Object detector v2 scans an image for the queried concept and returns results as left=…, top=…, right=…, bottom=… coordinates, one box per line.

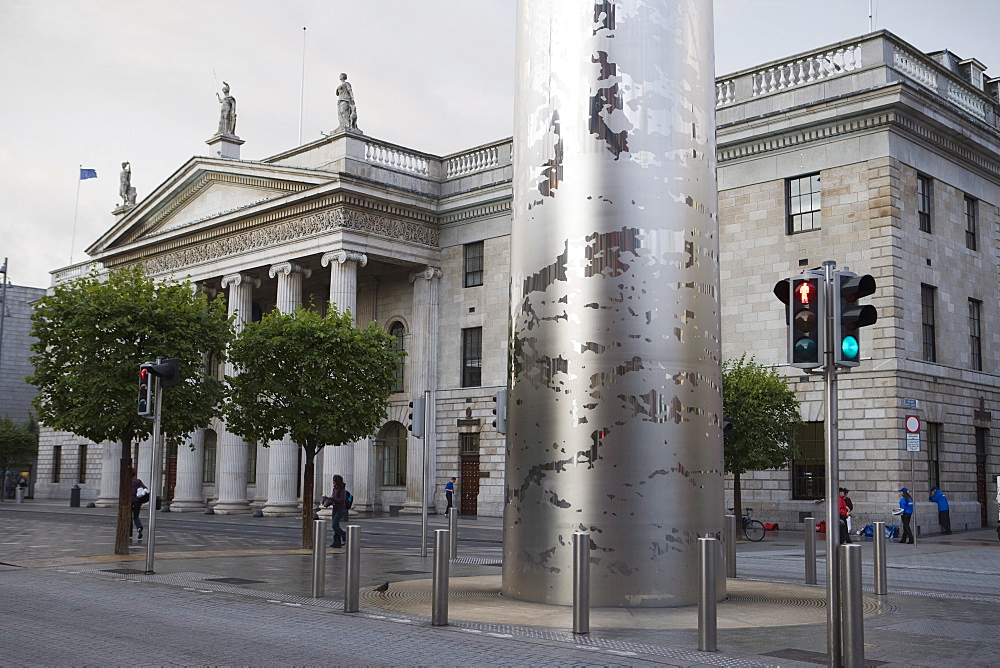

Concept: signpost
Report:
left=904, top=415, right=920, bottom=549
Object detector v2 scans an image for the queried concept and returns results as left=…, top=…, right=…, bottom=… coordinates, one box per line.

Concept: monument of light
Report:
left=503, top=0, right=723, bottom=607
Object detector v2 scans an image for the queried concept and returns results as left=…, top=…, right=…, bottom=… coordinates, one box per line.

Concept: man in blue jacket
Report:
left=929, top=486, right=951, bottom=534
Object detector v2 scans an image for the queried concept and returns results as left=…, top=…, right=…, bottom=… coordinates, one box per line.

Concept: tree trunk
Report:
left=300, top=446, right=316, bottom=550
left=114, top=439, right=133, bottom=555
left=733, top=472, right=743, bottom=535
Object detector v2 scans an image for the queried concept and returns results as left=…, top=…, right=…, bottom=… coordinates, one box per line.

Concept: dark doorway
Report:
left=460, top=456, right=479, bottom=516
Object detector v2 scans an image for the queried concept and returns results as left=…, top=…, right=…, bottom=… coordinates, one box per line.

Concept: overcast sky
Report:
left=1, top=0, right=997, bottom=289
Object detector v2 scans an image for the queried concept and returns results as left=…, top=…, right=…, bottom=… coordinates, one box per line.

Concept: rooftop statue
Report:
left=336, top=73, right=359, bottom=132
left=216, top=81, right=237, bottom=136
left=119, top=161, right=136, bottom=207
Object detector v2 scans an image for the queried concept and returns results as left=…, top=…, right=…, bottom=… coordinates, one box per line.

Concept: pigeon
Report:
left=373, top=581, right=389, bottom=594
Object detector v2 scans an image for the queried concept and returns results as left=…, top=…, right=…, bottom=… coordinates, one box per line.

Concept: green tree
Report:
left=223, top=307, right=400, bottom=549
left=0, top=417, right=37, bottom=501
left=722, top=354, right=802, bottom=523
left=28, top=265, right=232, bottom=553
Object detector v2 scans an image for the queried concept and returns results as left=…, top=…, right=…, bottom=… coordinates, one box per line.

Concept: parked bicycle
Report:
left=729, top=507, right=766, bottom=542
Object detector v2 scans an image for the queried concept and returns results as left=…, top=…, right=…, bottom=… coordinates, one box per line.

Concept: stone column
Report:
left=136, top=437, right=153, bottom=490
left=262, top=261, right=311, bottom=516
left=402, top=266, right=441, bottom=513
left=351, top=277, right=378, bottom=512
left=214, top=272, right=259, bottom=514
left=95, top=440, right=121, bottom=507
left=169, top=430, right=205, bottom=511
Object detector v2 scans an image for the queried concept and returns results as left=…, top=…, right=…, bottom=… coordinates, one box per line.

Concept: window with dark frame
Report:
left=786, top=173, right=822, bottom=234
left=461, top=432, right=480, bottom=455
left=52, top=445, right=62, bottom=483
left=377, top=422, right=407, bottom=486
left=969, top=299, right=983, bottom=371
left=965, top=196, right=978, bottom=250
left=202, top=430, right=217, bottom=484
left=917, top=174, right=932, bottom=233
left=247, top=442, right=257, bottom=484
left=461, top=327, right=483, bottom=387
left=389, top=322, right=405, bottom=393
left=464, top=241, right=484, bottom=288
left=791, top=421, right=824, bottom=499
left=921, top=284, right=937, bottom=362
left=927, top=421, right=941, bottom=490
left=77, top=444, right=87, bottom=484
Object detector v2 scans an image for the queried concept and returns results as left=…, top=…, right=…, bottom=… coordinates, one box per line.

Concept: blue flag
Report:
left=80, top=168, right=98, bottom=180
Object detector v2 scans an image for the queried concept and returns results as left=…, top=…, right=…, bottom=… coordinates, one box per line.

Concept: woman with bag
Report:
left=129, top=469, right=147, bottom=541
left=322, top=474, right=349, bottom=549
left=898, top=488, right=915, bottom=544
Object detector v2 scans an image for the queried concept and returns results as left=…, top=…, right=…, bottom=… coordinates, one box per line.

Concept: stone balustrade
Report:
left=52, top=261, right=104, bottom=285
left=364, top=141, right=430, bottom=176
left=444, top=144, right=501, bottom=178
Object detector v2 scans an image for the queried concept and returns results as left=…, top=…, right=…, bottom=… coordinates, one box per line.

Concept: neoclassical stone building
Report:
left=36, top=30, right=1000, bottom=533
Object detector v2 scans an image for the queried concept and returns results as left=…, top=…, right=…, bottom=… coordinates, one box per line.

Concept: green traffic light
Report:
left=793, top=337, right=818, bottom=363
left=841, top=335, right=859, bottom=360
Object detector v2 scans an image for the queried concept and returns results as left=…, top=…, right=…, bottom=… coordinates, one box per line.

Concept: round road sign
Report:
left=905, top=415, right=920, bottom=433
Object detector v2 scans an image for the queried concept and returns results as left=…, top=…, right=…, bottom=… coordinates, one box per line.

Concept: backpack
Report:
left=345, top=491, right=354, bottom=510
left=138, top=487, right=151, bottom=504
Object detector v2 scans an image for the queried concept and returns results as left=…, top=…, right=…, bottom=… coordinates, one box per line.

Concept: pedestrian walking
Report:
left=839, top=487, right=854, bottom=539
left=898, top=488, right=914, bottom=544
left=323, top=474, right=349, bottom=548
left=129, top=469, right=147, bottom=540
left=445, top=477, right=456, bottom=512
left=929, top=486, right=952, bottom=534
left=838, top=489, right=852, bottom=544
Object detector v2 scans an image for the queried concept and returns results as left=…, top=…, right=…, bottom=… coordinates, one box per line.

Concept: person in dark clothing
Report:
left=838, top=492, right=852, bottom=544
left=929, top=486, right=951, bottom=534
left=898, top=488, right=914, bottom=544
left=839, top=487, right=854, bottom=542
left=323, top=474, right=349, bottom=548
left=445, top=477, right=456, bottom=512
left=130, top=469, right=146, bottom=540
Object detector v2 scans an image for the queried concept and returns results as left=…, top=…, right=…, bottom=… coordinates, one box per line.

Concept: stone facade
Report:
left=34, top=31, right=999, bottom=533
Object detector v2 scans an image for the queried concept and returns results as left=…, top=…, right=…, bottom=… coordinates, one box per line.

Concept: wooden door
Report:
left=460, top=455, right=480, bottom=516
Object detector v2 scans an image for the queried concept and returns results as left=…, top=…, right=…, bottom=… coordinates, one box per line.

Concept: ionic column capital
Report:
left=221, top=273, right=261, bottom=290
left=322, top=250, right=368, bottom=268
left=268, top=262, right=312, bottom=280
left=408, top=266, right=442, bottom=283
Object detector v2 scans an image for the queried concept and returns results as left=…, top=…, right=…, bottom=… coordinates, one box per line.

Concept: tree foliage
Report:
left=722, top=354, right=801, bottom=521
left=0, top=417, right=38, bottom=491
left=223, top=307, right=400, bottom=547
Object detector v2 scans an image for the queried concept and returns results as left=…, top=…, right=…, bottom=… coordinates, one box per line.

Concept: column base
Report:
left=261, top=502, right=300, bottom=517
left=399, top=502, right=436, bottom=515
left=212, top=502, right=251, bottom=515
left=93, top=498, right=118, bottom=508
left=169, top=499, right=207, bottom=512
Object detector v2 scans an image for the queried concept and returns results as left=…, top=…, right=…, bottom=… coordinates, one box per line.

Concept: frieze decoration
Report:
left=141, top=208, right=439, bottom=275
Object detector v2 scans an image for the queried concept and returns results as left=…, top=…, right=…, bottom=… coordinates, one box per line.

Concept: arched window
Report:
left=375, top=421, right=407, bottom=486
left=389, top=321, right=405, bottom=393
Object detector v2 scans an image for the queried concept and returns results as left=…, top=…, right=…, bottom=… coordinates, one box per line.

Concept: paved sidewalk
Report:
left=2, top=501, right=997, bottom=666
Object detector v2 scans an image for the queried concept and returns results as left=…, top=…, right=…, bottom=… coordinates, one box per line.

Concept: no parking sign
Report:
left=905, top=415, right=921, bottom=452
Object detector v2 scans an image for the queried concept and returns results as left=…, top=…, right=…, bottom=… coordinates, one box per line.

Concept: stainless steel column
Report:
left=344, top=525, right=360, bottom=612
left=698, top=536, right=717, bottom=652
left=311, top=519, right=327, bottom=598
left=505, top=0, right=722, bottom=609
left=804, top=516, right=817, bottom=585
left=725, top=514, right=737, bottom=578
left=432, top=529, right=449, bottom=626
left=840, top=544, right=864, bottom=667
left=873, top=521, right=887, bottom=595
left=449, top=508, right=458, bottom=558
left=573, top=532, right=590, bottom=634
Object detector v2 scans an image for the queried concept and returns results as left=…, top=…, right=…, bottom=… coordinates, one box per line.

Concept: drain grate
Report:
left=203, top=577, right=265, bottom=585
left=451, top=556, right=502, bottom=565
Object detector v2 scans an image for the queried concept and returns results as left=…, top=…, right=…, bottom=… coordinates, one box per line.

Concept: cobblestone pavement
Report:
left=1, top=502, right=997, bottom=666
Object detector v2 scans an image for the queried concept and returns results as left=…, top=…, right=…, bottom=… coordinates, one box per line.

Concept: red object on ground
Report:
left=815, top=520, right=826, bottom=533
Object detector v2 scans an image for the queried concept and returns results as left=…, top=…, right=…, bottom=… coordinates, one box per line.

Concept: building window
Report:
left=77, top=444, right=88, bottom=484
left=247, top=443, right=257, bottom=484
left=52, top=445, right=62, bottom=483
left=787, top=173, right=821, bottom=234
left=917, top=174, right=932, bottom=233
left=202, top=430, right=217, bottom=484
left=461, top=327, right=483, bottom=387
left=464, top=241, right=484, bottom=288
left=460, top=433, right=480, bottom=455
left=921, top=284, right=936, bottom=362
left=927, top=422, right=942, bottom=490
left=376, top=422, right=407, bottom=486
left=389, top=322, right=405, bottom=393
left=965, top=196, right=978, bottom=250
left=969, top=299, right=982, bottom=371
left=791, top=421, right=824, bottom=500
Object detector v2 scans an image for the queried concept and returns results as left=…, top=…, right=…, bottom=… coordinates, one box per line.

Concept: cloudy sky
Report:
left=1, top=0, right=997, bottom=289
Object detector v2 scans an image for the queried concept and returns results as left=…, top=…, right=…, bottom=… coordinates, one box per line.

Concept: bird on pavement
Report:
left=373, top=581, right=389, bottom=594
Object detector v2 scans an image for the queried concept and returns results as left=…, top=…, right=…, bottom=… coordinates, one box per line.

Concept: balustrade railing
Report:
left=364, top=141, right=430, bottom=176
left=892, top=44, right=939, bottom=91
left=751, top=44, right=863, bottom=97
left=947, top=81, right=988, bottom=121
left=445, top=145, right=501, bottom=178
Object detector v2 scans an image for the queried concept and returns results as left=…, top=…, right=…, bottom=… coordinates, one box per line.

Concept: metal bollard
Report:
left=698, top=536, right=718, bottom=652
left=69, top=484, right=81, bottom=508
left=724, top=514, right=737, bottom=577
left=873, top=521, right=887, bottom=595
left=15, top=487, right=25, bottom=503
left=344, top=525, right=360, bottom=612
left=573, top=531, right=590, bottom=634
left=432, top=529, right=450, bottom=626
left=311, top=520, right=327, bottom=598
left=449, top=508, right=458, bottom=559
left=839, top=544, right=865, bottom=667
left=804, top=516, right=817, bottom=585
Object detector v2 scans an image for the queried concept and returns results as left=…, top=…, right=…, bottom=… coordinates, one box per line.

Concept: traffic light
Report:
left=833, top=271, right=877, bottom=367
left=148, top=357, right=181, bottom=387
left=138, top=364, right=154, bottom=416
left=775, top=274, right=824, bottom=368
left=408, top=396, right=425, bottom=438
left=492, top=389, right=507, bottom=434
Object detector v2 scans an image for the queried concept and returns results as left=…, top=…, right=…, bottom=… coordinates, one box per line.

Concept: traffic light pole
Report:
left=420, top=389, right=431, bottom=558
left=821, top=261, right=842, bottom=667
left=145, top=373, right=164, bottom=574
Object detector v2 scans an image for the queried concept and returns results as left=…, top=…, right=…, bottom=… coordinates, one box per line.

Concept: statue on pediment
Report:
left=336, top=73, right=359, bottom=132
left=216, top=81, right=237, bottom=136
left=119, top=162, right=136, bottom=207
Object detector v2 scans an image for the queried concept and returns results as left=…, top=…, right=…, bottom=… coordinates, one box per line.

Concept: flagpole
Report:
left=298, top=26, right=307, bottom=146
left=70, top=165, right=82, bottom=264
